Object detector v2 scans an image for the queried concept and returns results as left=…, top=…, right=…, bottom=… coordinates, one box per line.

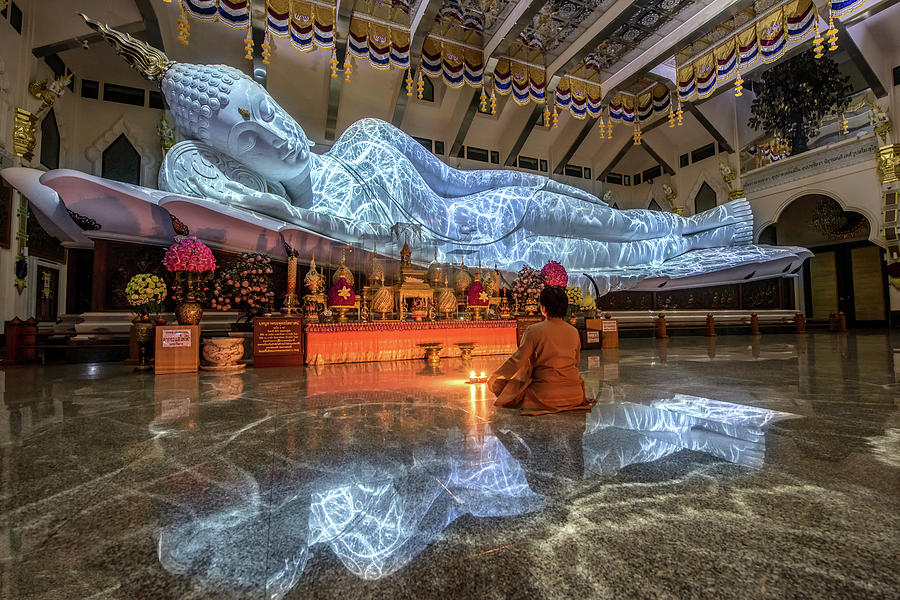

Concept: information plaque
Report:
left=253, top=316, right=304, bottom=368
left=154, top=325, right=200, bottom=375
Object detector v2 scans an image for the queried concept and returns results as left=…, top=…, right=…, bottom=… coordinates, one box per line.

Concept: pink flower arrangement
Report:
left=163, top=236, right=216, bottom=273
left=541, top=260, right=568, bottom=287
left=467, top=280, right=489, bottom=307
left=328, top=277, right=356, bottom=307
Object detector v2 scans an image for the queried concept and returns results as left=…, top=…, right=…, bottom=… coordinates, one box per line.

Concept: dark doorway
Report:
left=101, top=133, right=141, bottom=185
left=694, top=182, right=717, bottom=213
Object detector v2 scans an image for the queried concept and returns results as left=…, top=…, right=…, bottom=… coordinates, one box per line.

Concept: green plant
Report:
left=748, top=50, right=851, bottom=154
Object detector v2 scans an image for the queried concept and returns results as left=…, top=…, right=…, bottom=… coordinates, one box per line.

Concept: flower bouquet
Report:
left=512, top=265, right=544, bottom=314
left=126, top=273, right=167, bottom=319
left=126, top=273, right=167, bottom=370
left=210, top=252, right=275, bottom=330
left=163, top=236, right=216, bottom=325
left=564, top=286, right=583, bottom=307
left=541, top=260, right=568, bottom=287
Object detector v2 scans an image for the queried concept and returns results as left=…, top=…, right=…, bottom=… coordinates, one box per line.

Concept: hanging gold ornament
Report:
left=543, top=103, right=551, bottom=128
left=552, top=104, right=558, bottom=129
left=343, top=57, right=352, bottom=82
left=813, top=18, right=825, bottom=58
left=405, top=68, right=413, bottom=97
left=243, top=27, right=254, bottom=61
left=417, top=70, right=424, bottom=99
left=676, top=99, right=684, bottom=126
left=667, top=97, right=676, bottom=128
left=330, top=48, right=338, bottom=79
left=176, top=3, right=190, bottom=45
left=489, top=88, right=497, bottom=115
left=826, top=14, right=838, bottom=51
left=633, top=122, right=642, bottom=145
left=734, top=69, right=743, bottom=97
left=480, top=85, right=487, bottom=112
left=261, top=33, right=272, bottom=65
left=598, top=114, right=605, bottom=133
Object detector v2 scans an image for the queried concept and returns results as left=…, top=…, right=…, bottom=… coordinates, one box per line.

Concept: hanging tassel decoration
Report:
left=633, top=122, right=642, bottom=145
left=176, top=3, right=190, bottom=45
left=840, top=113, right=849, bottom=134
left=261, top=32, right=272, bottom=65
left=480, top=85, right=487, bottom=112
left=667, top=96, right=676, bottom=128
left=406, top=68, right=413, bottom=97
left=343, top=57, right=352, bottom=83
left=330, top=47, right=338, bottom=78
left=734, top=65, right=743, bottom=98
left=598, top=114, right=605, bottom=135
left=417, top=70, right=424, bottom=99
left=243, top=27, right=254, bottom=61
left=813, top=15, right=825, bottom=58
left=826, top=12, right=838, bottom=52
left=606, top=107, right=613, bottom=139
left=676, top=99, right=684, bottom=126
left=489, top=88, right=497, bottom=114
left=543, top=102, right=551, bottom=128
left=552, top=103, right=558, bottom=129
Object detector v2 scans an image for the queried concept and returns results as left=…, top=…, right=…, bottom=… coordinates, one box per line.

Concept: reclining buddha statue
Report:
left=30, top=16, right=807, bottom=292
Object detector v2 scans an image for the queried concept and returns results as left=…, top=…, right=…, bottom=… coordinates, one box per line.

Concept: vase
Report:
left=175, top=301, right=203, bottom=325
left=132, top=321, right=155, bottom=371
left=201, top=337, right=246, bottom=371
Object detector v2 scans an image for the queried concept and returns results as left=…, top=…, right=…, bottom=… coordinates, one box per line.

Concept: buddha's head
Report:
left=161, top=63, right=313, bottom=182
left=81, top=14, right=313, bottom=183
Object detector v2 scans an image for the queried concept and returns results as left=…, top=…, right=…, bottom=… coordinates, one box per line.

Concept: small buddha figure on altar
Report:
left=304, top=253, right=325, bottom=321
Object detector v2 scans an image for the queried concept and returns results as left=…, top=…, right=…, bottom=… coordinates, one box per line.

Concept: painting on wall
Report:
left=0, top=179, right=12, bottom=249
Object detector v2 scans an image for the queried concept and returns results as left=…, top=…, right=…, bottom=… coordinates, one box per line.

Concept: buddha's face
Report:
left=163, top=64, right=312, bottom=183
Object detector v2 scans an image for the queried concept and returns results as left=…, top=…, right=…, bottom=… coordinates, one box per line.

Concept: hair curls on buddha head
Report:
left=539, top=286, right=568, bottom=319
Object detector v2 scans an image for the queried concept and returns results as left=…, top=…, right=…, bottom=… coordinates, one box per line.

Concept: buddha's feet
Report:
left=686, top=219, right=754, bottom=249
left=689, top=198, right=753, bottom=234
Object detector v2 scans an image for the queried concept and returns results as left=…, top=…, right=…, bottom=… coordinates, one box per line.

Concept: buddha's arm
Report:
left=350, top=119, right=580, bottom=200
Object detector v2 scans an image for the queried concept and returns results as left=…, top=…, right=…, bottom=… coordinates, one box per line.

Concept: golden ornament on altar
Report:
left=305, top=253, right=324, bottom=294
left=332, top=250, right=355, bottom=287
left=436, top=287, right=457, bottom=318
left=371, top=284, right=394, bottom=318
left=400, top=240, right=412, bottom=266
left=453, top=260, right=472, bottom=294
left=427, top=249, right=445, bottom=286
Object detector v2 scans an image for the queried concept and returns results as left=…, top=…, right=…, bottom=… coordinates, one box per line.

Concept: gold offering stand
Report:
left=396, top=241, right=434, bottom=321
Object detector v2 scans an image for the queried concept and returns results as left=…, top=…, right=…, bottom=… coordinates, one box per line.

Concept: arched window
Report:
left=101, top=133, right=141, bottom=185
left=40, top=109, right=60, bottom=170
left=421, top=76, right=434, bottom=103
left=758, top=225, right=777, bottom=245
left=648, top=199, right=662, bottom=211
left=694, top=181, right=717, bottom=213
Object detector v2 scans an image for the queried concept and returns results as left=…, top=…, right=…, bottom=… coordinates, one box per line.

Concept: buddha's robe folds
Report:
left=490, top=319, right=593, bottom=416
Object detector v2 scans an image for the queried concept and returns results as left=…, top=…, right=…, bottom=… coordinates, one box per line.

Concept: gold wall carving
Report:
left=12, top=108, right=37, bottom=161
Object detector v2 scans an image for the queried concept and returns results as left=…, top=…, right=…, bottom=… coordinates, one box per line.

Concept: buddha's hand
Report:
left=188, top=176, right=289, bottom=212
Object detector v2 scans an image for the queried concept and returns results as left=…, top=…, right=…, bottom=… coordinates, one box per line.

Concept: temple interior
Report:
left=0, top=0, right=899, bottom=598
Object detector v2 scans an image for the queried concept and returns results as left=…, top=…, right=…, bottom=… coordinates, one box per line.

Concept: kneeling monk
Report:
left=489, top=286, right=593, bottom=416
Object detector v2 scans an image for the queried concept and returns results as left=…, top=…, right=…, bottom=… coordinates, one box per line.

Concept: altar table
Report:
left=304, top=320, right=518, bottom=365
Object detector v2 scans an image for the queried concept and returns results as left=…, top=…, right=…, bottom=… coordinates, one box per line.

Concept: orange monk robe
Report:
left=489, top=318, right=593, bottom=416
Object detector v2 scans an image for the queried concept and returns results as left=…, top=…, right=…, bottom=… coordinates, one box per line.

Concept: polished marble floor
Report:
left=1, top=332, right=898, bottom=599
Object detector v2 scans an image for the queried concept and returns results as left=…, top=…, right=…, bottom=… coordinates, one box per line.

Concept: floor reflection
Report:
left=584, top=396, right=799, bottom=475
left=157, top=403, right=545, bottom=598
left=156, top=393, right=795, bottom=597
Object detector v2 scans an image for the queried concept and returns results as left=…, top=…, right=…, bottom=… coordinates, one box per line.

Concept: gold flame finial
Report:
left=80, top=13, right=173, bottom=82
